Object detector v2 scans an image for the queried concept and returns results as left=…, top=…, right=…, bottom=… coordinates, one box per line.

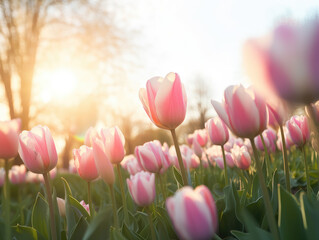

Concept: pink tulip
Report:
left=254, top=128, right=277, bottom=153
left=9, top=165, right=26, bottom=184
left=121, top=155, right=143, bottom=176
left=231, top=145, right=251, bottom=170
left=84, top=127, right=99, bottom=147
left=186, top=134, right=194, bottom=146
left=267, top=98, right=288, bottom=129
left=244, top=19, right=319, bottom=104
left=166, top=185, right=218, bottom=240
left=0, top=118, right=21, bottom=159
left=0, top=168, right=5, bottom=187
left=127, top=171, right=155, bottom=207
left=139, top=72, right=187, bottom=130
left=73, top=145, right=99, bottom=182
left=193, top=129, right=208, bottom=147
left=18, top=126, right=58, bottom=174
left=100, top=127, right=125, bottom=164
left=212, top=85, right=268, bottom=139
left=286, top=115, right=310, bottom=147
left=135, top=141, right=165, bottom=173
left=205, top=117, right=229, bottom=146
left=192, top=137, right=203, bottom=158
left=92, top=137, right=115, bottom=185
left=80, top=200, right=90, bottom=214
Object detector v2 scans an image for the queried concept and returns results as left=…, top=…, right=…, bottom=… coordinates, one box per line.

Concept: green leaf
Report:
left=52, top=188, right=61, bottom=240
left=32, top=193, right=49, bottom=239
left=110, top=227, right=128, bottom=240
left=300, top=192, right=319, bottom=239
left=12, top=225, right=46, bottom=240
left=278, top=185, right=306, bottom=240
left=83, top=207, right=113, bottom=240
left=70, top=217, right=89, bottom=240
left=122, top=223, right=144, bottom=240
left=62, top=178, right=77, bottom=240
left=173, top=166, right=183, bottom=187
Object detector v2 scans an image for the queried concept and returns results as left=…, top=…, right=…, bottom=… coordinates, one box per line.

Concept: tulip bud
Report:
left=286, top=115, right=310, bottom=147
left=127, top=171, right=156, bottom=207
left=205, top=117, right=229, bottom=146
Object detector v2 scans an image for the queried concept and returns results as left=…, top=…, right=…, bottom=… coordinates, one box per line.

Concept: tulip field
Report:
left=1, top=15, right=319, bottom=240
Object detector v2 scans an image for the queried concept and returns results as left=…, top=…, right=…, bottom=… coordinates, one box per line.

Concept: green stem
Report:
left=302, top=146, right=311, bottom=196
left=170, top=129, right=188, bottom=186
left=147, top=206, right=156, bottom=240
left=87, top=181, right=94, bottom=218
left=157, top=173, right=167, bottom=201
left=43, top=172, right=57, bottom=240
left=279, top=124, right=291, bottom=192
left=116, top=164, right=129, bottom=223
left=4, top=159, right=10, bottom=240
left=221, top=145, right=229, bottom=186
left=260, top=134, right=271, bottom=180
left=250, top=139, right=280, bottom=240
left=199, top=156, right=204, bottom=185
left=19, top=185, right=25, bottom=225
left=109, top=184, right=119, bottom=228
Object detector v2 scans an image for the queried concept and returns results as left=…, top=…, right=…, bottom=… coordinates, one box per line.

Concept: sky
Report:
left=118, top=0, right=319, bottom=118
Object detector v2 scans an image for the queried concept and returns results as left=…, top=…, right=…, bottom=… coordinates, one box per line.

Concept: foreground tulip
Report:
left=244, top=19, right=319, bottom=104
left=287, top=115, right=311, bottom=195
left=92, top=137, right=118, bottom=227
left=73, top=145, right=98, bottom=217
left=139, top=72, right=188, bottom=186
left=127, top=171, right=156, bottom=207
left=213, top=86, right=279, bottom=239
left=18, top=125, right=57, bottom=240
left=287, top=115, right=310, bottom=148
left=166, top=185, right=218, bottom=240
left=212, top=85, right=267, bottom=139
left=18, top=126, right=58, bottom=174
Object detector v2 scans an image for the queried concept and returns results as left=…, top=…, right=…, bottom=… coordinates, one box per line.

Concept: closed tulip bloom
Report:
left=0, top=118, right=21, bottom=159
left=231, top=145, right=251, bottom=170
left=166, top=185, right=218, bottom=240
left=192, top=137, right=203, bottom=158
left=73, top=145, right=98, bottom=182
left=135, top=141, right=165, bottom=173
left=57, top=198, right=66, bottom=217
left=100, top=127, right=125, bottom=164
left=139, top=72, right=187, bottom=130
left=193, top=129, right=208, bottom=147
left=9, top=165, right=26, bottom=184
left=127, top=171, right=156, bottom=207
left=18, top=126, right=58, bottom=174
left=244, top=19, right=319, bottom=104
left=205, top=117, right=229, bottom=146
left=212, top=85, right=268, bottom=139
left=286, top=115, right=310, bottom=147
left=0, top=168, right=5, bottom=187
left=121, top=155, right=143, bottom=176
left=92, top=138, right=115, bottom=185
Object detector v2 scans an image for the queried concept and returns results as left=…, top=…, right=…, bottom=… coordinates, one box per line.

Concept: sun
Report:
left=37, top=68, right=78, bottom=103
